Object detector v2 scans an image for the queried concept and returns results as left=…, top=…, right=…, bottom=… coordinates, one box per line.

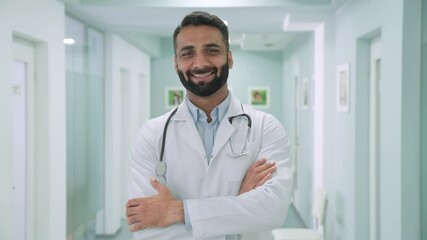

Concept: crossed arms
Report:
left=126, top=158, right=276, bottom=231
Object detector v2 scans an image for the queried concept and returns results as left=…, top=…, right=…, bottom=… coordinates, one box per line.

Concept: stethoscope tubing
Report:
left=156, top=104, right=251, bottom=179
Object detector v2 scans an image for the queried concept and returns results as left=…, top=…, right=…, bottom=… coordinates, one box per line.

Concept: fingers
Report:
left=254, top=159, right=275, bottom=174
left=126, top=203, right=140, bottom=218
left=127, top=214, right=139, bottom=225
left=126, top=178, right=179, bottom=230
left=239, top=158, right=277, bottom=194
left=256, top=172, right=273, bottom=188
left=253, top=158, right=267, bottom=167
left=251, top=164, right=275, bottom=185
left=126, top=198, right=140, bottom=209
left=150, top=177, right=170, bottom=195
left=126, top=204, right=144, bottom=232
left=129, top=222, right=143, bottom=232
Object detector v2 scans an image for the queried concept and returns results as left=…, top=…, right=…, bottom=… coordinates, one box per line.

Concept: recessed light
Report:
left=64, top=38, right=75, bottom=45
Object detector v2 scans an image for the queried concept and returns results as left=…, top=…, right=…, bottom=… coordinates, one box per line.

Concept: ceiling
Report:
left=61, top=0, right=345, bottom=52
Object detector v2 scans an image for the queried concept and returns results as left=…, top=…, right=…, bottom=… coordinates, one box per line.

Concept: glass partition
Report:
left=65, top=15, right=105, bottom=240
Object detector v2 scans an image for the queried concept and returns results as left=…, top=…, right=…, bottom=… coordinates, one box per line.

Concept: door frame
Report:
left=369, top=35, right=382, bottom=240
left=12, top=37, right=36, bottom=240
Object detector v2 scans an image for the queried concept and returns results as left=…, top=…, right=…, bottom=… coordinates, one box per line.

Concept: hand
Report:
left=239, top=158, right=276, bottom=194
left=126, top=178, right=184, bottom=232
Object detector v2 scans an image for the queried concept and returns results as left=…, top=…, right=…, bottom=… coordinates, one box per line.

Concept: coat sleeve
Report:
left=129, top=120, right=160, bottom=200
left=128, top=119, right=175, bottom=239
left=129, top=109, right=177, bottom=199
left=186, top=113, right=293, bottom=238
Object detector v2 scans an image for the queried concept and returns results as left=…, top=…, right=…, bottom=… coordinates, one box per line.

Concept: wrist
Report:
left=168, top=200, right=184, bottom=225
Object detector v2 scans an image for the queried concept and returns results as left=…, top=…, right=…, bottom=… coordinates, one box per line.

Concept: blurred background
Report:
left=0, top=0, right=426, bottom=239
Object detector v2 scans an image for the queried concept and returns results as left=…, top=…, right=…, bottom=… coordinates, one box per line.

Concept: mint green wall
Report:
left=421, top=1, right=426, bottom=239
left=401, top=1, right=422, bottom=239
left=151, top=38, right=284, bottom=122
left=334, top=1, right=421, bottom=240
left=151, top=39, right=180, bottom=117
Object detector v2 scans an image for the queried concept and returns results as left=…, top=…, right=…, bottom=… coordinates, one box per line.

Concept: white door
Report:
left=292, top=61, right=301, bottom=208
left=12, top=39, right=35, bottom=240
left=121, top=68, right=131, bottom=217
left=369, top=35, right=382, bottom=240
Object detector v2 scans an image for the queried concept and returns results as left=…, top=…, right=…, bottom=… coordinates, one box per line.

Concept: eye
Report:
left=180, top=50, right=193, bottom=58
left=207, top=48, right=220, bottom=55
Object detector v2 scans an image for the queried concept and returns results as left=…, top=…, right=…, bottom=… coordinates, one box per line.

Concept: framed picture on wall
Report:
left=336, top=63, right=350, bottom=112
left=248, top=87, right=270, bottom=108
left=165, top=87, right=185, bottom=108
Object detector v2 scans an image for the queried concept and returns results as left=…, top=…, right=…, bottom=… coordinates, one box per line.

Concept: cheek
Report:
left=176, top=63, right=189, bottom=74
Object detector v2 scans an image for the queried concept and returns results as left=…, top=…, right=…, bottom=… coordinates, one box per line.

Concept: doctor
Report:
left=126, top=11, right=292, bottom=239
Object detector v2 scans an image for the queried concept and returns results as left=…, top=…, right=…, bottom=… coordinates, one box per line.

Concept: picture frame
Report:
left=311, top=75, right=316, bottom=109
left=336, top=63, right=350, bottom=112
left=248, top=87, right=269, bottom=108
left=165, top=87, right=185, bottom=109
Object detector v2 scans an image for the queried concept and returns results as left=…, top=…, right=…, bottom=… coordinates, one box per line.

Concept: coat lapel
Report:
left=210, top=96, right=243, bottom=160
left=172, top=102, right=206, bottom=159
left=170, top=95, right=244, bottom=162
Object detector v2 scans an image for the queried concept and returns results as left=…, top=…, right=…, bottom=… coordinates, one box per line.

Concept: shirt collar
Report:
left=186, top=92, right=231, bottom=124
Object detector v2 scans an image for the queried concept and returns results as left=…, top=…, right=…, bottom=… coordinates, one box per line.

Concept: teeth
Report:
left=193, top=71, right=213, bottom=77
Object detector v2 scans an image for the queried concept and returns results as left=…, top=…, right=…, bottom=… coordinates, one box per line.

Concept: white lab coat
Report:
left=129, top=95, right=292, bottom=240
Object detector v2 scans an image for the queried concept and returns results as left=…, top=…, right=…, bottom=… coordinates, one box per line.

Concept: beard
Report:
left=177, top=63, right=229, bottom=97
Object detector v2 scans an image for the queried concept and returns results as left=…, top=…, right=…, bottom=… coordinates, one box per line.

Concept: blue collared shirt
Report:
left=183, top=93, right=231, bottom=230
left=186, top=94, right=231, bottom=162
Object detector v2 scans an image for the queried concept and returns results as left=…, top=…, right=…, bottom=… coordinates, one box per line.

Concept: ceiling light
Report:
left=63, top=38, right=75, bottom=45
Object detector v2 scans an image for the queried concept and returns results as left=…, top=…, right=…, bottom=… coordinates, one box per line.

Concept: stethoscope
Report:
left=155, top=105, right=252, bottom=182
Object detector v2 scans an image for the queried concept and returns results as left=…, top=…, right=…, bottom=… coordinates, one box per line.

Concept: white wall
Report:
left=0, top=0, right=66, bottom=239
left=103, top=33, right=151, bottom=234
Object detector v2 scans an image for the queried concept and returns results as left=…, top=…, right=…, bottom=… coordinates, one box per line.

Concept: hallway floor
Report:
left=95, top=220, right=133, bottom=240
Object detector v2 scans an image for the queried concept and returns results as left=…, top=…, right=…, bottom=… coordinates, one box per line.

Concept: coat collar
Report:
left=171, top=94, right=243, bottom=122
left=170, top=94, right=244, bottom=161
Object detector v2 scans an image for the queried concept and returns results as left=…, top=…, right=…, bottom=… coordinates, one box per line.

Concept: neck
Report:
left=187, top=85, right=228, bottom=118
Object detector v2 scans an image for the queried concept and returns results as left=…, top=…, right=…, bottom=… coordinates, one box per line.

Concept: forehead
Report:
left=175, top=25, right=226, bottom=50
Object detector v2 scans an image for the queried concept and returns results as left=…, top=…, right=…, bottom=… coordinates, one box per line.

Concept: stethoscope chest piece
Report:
left=155, top=162, right=167, bottom=177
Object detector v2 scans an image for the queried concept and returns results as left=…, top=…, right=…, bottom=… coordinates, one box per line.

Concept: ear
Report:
left=173, top=55, right=178, bottom=73
left=227, top=50, right=234, bottom=69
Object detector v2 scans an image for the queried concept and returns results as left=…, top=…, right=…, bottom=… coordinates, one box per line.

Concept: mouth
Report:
left=189, top=69, right=215, bottom=81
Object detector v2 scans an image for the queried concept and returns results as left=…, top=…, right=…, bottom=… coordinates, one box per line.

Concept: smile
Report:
left=191, top=70, right=214, bottom=78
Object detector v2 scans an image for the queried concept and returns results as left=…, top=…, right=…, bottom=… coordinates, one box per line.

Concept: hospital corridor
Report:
left=0, top=0, right=426, bottom=240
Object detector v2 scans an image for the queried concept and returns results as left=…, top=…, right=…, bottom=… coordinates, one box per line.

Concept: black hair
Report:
left=173, top=11, right=230, bottom=53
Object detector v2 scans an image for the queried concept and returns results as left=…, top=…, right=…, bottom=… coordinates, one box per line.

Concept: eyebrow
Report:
left=179, top=46, right=195, bottom=52
left=204, top=43, right=222, bottom=49
left=178, top=43, right=222, bottom=52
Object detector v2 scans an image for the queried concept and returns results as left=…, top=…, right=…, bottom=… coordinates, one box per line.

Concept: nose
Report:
left=192, top=52, right=210, bottom=69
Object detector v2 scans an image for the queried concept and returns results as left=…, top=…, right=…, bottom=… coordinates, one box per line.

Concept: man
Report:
left=126, top=11, right=292, bottom=239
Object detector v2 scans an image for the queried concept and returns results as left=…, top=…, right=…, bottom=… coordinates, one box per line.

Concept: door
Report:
left=121, top=68, right=131, bottom=216
left=12, top=39, right=35, bottom=240
left=369, top=35, right=381, bottom=240
left=293, top=61, right=301, bottom=208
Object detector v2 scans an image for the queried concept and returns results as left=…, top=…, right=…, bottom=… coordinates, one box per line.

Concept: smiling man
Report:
left=126, top=11, right=292, bottom=239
